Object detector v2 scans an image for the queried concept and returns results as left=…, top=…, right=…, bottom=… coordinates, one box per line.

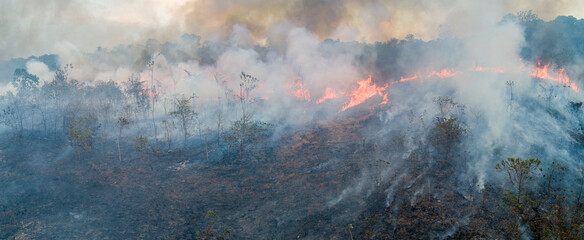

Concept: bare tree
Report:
left=1, top=95, right=27, bottom=137
left=116, top=116, right=133, bottom=161
left=214, top=73, right=225, bottom=147
left=238, top=72, right=259, bottom=119
left=161, top=119, right=173, bottom=150
left=147, top=53, right=160, bottom=140
left=538, top=84, right=556, bottom=111
left=1, top=103, right=20, bottom=137
left=223, top=73, right=274, bottom=161
left=506, top=80, right=515, bottom=112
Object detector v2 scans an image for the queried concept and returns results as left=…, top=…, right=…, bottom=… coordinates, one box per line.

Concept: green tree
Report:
left=13, top=68, right=39, bottom=97
left=134, top=135, right=160, bottom=170
left=125, top=73, right=150, bottom=117
left=430, top=117, right=465, bottom=158
left=516, top=10, right=540, bottom=24
left=540, top=165, right=584, bottom=239
left=429, top=96, right=466, bottom=164
left=223, top=72, right=274, bottom=162
left=433, top=96, right=459, bottom=119
left=41, top=64, right=76, bottom=100
left=170, top=94, right=197, bottom=145
left=495, top=157, right=542, bottom=240
left=195, top=210, right=230, bottom=240
left=65, top=107, right=100, bottom=158
left=225, top=114, right=273, bottom=162
left=89, top=80, right=124, bottom=131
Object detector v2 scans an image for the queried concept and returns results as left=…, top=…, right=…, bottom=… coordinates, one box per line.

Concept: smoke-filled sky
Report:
left=2, top=0, right=584, bottom=60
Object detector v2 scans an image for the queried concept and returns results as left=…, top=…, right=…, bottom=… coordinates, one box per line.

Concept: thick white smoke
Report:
left=3, top=0, right=584, bottom=60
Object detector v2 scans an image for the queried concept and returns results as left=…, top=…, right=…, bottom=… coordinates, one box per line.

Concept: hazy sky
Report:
left=1, top=0, right=583, bottom=60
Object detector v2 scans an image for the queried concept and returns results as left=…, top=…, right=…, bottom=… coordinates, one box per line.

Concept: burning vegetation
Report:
left=2, top=5, right=584, bottom=240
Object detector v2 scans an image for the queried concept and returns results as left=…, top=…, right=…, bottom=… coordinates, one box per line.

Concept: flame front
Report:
left=316, top=88, right=338, bottom=104
left=531, top=60, right=550, bottom=79
left=340, top=75, right=388, bottom=112
left=143, top=90, right=159, bottom=98
left=393, top=61, right=577, bottom=93
left=399, top=73, right=419, bottom=82
left=531, top=61, right=578, bottom=91
left=290, top=80, right=311, bottom=101
left=427, top=68, right=459, bottom=79
left=314, top=59, right=577, bottom=114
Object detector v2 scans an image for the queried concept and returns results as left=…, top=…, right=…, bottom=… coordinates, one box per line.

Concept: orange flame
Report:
left=340, top=75, right=388, bottom=112
left=316, top=88, right=338, bottom=104
left=393, top=60, right=578, bottom=92
left=290, top=80, right=311, bottom=101
left=399, top=73, right=419, bottom=82
left=397, top=69, right=457, bottom=83
left=531, top=60, right=550, bottom=79
left=427, top=68, right=459, bottom=78
left=471, top=64, right=505, bottom=73
left=531, top=61, right=578, bottom=91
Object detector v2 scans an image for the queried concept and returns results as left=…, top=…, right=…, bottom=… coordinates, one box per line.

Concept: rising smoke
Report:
left=2, top=0, right=584, bottom=238
left=3, top=0, right=584, bottom=59
left=3, top=0, right=584, bottom=197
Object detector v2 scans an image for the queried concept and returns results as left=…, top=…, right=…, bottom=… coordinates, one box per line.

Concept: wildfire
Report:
left=427, top=68, right=459, bottom=79
left=340, top=75, right=388, bottom=112
left=143, top=90, right=160, bottom=98
left=399, top=73, right=419, bottom=82
left=395, top=68, right=458, bottom=84
left=531, top=61, right=578, bottom=91
left=245, top=59, right=580, bottom=114
left=393, top=60, right=578, bottom=92
left=531, top=60, right=550, bottom=79
left=290, top=80, right=311, bottom=101
left=471, top=64, right=505, bottom=73
left=312, top=59, right=580, bottom=114
left=316, top=88, right=338, bottom=104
